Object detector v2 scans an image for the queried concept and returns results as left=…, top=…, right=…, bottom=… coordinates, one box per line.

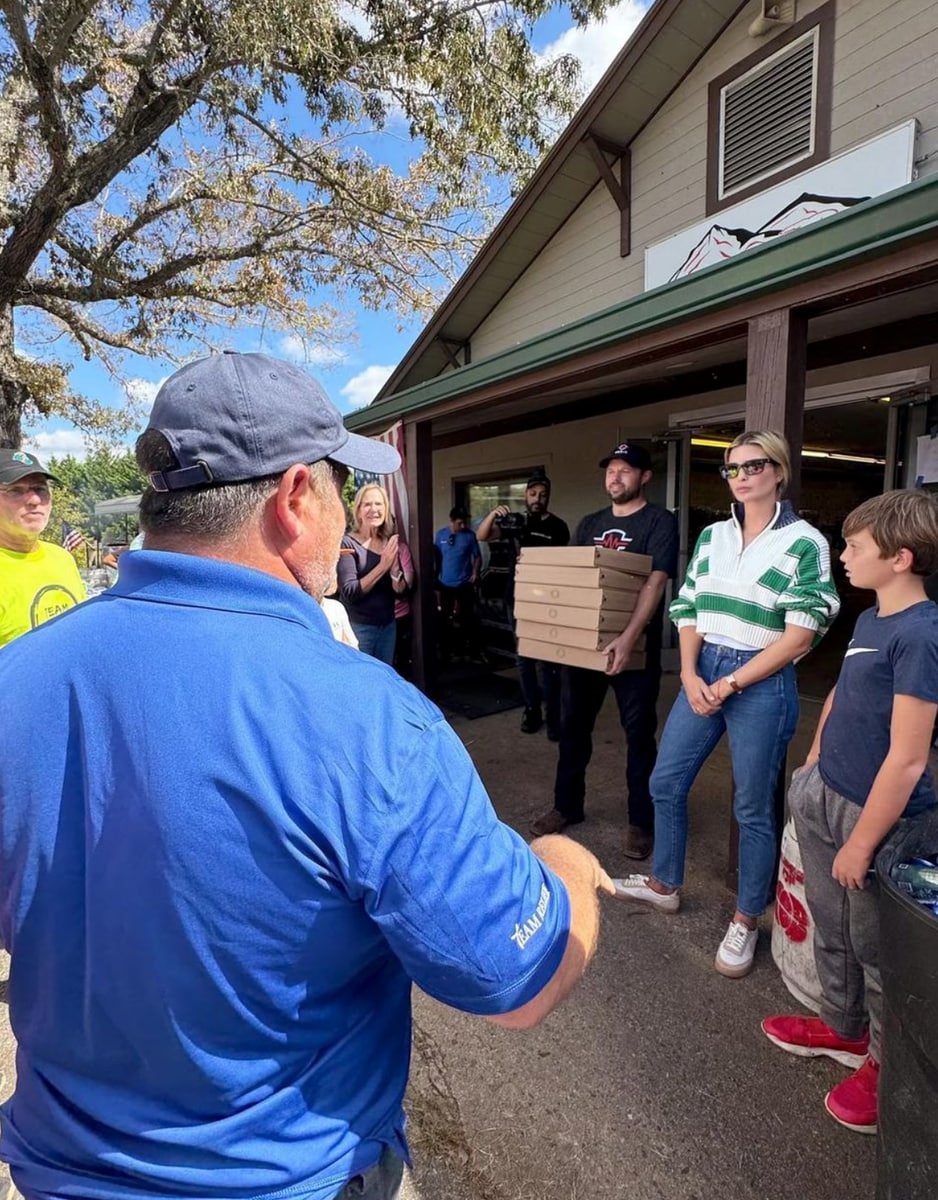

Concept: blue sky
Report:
left=23, top=1, right=650, bottom=462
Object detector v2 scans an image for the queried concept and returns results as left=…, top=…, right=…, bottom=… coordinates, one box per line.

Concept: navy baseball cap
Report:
left=0, top=449, right=60, bottom=485
left=144, top=351, right=400, bottom=491
left=599, top=442, right=652, bottom=471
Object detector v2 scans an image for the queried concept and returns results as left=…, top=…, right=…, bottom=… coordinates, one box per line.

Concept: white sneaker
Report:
left=611, top=874, right=680, bottom=913
left=715, top=920, right=758, bottom=977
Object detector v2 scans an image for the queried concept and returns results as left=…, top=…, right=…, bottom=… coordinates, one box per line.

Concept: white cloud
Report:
left=124, top=376, right=165, bottom=413
left=278, top=334, right=349, bottom=367
left=340, top=365, right=395, bottom=410
left=541, top=1, right=648, bottom=95
left=22, top=428, right=90, bottom=462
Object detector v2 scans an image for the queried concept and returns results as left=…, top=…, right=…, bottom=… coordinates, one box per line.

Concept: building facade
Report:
left=348, top=0, right=938, bottom=686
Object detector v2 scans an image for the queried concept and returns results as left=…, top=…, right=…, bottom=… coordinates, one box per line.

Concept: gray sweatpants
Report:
left=788, top=762, right=938, bottom=1060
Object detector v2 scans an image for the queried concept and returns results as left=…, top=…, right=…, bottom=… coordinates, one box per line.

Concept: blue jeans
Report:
left=650, top=642, right=799, bottom=918
left=352, top=620, right=396, bottom=665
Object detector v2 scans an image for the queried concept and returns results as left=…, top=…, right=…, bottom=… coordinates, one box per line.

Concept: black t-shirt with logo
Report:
left=573, top=503, right=679, bottom=655
left=518, top=511, right=570, bottom=549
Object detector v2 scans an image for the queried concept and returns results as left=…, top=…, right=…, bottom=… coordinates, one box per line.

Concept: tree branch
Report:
left=0, top=0, right=70, bottom=169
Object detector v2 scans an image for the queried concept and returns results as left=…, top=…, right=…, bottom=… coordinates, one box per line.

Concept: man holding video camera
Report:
left=478, top=470, right=570, bottom=737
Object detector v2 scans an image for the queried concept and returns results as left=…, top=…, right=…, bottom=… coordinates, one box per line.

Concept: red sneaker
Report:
left=824, top=1057, right=879, bottom=1134
left=761, top=1015, right=869, bottom=1068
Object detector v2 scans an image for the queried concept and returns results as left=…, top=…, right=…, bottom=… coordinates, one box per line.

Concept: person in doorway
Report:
left=531, top=443, right=679, bottom=863
left=433, top=506, right=482, bottom=662
left=0, top=351, right=614, bottom=1200
left=614, top=431, right=840, bottom=980
left=762, top=489, right=938, bottom=1134
left=477, top=469, right=570, bottom=738
left=0, top=449, right=86, bottom=648
left=337, top=483, right=406, bottom=664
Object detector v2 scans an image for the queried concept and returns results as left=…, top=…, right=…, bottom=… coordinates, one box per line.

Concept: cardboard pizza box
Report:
left=515, top=619, right=645, bottom=654
left=518, top=637, right=647, bottom=673
left=513, top=600, right=631, bottom=632
left=514, top=563, right=644, bottom=592
left=513, top=581, right=637, bottom=611
left=518, top=546, right=652, bottom=575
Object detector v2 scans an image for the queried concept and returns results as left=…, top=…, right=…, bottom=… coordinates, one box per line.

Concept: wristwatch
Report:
left=726, top=674, right=743, bottom=693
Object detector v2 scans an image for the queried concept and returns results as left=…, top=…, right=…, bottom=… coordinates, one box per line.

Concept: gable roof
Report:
left=378, top=0, right=747, bottom=400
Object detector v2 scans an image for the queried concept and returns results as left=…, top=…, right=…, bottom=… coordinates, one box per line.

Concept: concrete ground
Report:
left=0, top=675, right=877, bottom=1200
left=399, top=673, right=876, bottom=1200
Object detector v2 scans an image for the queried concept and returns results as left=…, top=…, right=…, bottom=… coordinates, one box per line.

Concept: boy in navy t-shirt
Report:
left=761, top=490, right=938, bottom=1135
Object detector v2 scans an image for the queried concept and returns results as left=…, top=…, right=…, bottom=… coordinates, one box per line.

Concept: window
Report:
left=460, top=475, right=530, bottom=527
left=706, top=2, right=833, bottom=213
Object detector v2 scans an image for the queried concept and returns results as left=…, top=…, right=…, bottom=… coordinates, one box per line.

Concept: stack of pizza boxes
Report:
left=513, top=546, right=651, bottom=671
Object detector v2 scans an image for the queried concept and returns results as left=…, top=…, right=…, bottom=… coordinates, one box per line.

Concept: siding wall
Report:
left=470, top=0, right=938, bottom=360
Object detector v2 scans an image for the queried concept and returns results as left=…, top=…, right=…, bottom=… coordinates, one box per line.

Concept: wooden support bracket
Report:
left=583, top=133, right=631, bottom=258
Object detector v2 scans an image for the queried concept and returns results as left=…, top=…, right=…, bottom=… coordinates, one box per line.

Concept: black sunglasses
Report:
left=719, top=457, right=778, bottom=481
left=447, top=534, right=456, bottom=546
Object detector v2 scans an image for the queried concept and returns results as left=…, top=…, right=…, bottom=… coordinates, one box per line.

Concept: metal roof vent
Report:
left=718, top=26, right=818, bottom=199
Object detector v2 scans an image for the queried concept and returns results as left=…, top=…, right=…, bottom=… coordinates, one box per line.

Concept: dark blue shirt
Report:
left=434, top=527, right=479, bottom=588
left=0, top=551, right=569, bottom=1200
left=820, top=600, right=938, bottom=816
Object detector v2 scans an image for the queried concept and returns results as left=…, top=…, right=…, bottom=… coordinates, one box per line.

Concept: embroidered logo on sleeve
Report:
left=510, top=883, right=551, bottom=950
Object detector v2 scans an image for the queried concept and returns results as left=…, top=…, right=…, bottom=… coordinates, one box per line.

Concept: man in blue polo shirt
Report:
left=0, top=352, right=613, bottom=1200
left=433, top=505, right=482, bottom=661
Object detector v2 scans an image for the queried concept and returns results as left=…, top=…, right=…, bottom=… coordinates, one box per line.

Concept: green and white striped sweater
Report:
left=669, top=501, right=840, bottom=649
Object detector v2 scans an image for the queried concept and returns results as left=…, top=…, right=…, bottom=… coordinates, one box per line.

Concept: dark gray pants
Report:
left=789, top=763, right=938, bottom=1060
left=334, top=1149, right=404, bottom=1200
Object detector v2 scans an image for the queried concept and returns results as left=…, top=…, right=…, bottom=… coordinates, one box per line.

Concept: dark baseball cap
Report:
left=0, top=449, right=60, bottom=485
left=599, top=442, right=652, bottom=471
left=144, top=351, right=400, bottom=491
left=526, top=468, right=551, bottom=491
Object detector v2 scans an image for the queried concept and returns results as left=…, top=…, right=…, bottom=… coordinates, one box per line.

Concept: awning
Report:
left=94, top=494, right=142, bottom=516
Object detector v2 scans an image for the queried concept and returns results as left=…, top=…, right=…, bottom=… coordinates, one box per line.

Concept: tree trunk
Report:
left=0, top=304, right=27, bottom=449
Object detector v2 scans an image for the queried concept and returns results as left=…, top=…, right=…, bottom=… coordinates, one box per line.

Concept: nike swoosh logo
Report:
left=844, top=647, right=878, bottom=657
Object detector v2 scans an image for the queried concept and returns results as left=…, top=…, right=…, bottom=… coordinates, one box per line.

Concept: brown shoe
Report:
left=530, top=808, right=569, bottom=837
left=623, top=825, right=653, bottom=860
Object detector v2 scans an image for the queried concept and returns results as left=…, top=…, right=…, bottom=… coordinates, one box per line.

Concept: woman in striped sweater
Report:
left=615, top=430, right=840, bottom=979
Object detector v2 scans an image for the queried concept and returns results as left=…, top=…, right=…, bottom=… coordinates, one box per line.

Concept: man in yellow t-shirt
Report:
left=0, top=449, right=87, bottom=648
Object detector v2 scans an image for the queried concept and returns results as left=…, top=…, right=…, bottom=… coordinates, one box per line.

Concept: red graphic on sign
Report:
left=776, top=875, right=809, bottom=944
left=780, top=855, right=805, bottom=886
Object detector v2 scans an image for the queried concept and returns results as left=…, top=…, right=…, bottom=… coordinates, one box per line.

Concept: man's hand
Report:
left=605, top=630, right=637, bottom=676
left=530, top=834, right=616, bottom=897
left=681, top=673, right=721, bottom=717
left=832, top=841, right=873, bottom=890
left=490, top=505, right=511, bottom=519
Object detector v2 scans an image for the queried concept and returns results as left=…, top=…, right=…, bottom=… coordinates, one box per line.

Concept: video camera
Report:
left=494, top=510, right=528, bottom=535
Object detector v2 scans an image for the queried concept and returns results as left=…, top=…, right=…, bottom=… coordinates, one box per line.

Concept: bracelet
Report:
left=727, top=673, right=743, bottom=693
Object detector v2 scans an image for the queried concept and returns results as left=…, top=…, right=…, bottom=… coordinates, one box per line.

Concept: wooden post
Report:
left=745, top=308, right=807, bottom=507
left=405, top=419, right=435, bottom=691
left=726, top=308, right=808, bottom=891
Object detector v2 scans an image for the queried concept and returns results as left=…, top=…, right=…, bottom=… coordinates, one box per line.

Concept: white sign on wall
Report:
left=644, top=121, right=917, bottom=291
